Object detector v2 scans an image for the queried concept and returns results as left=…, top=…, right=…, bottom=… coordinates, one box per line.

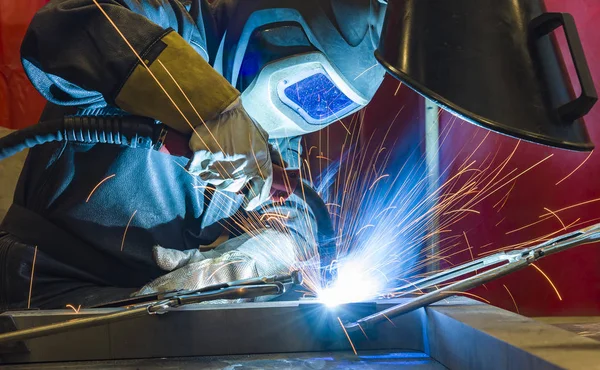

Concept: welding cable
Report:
left=293, top=180, right=337, bottom=284
left=0, top=115, right=163, bottom=160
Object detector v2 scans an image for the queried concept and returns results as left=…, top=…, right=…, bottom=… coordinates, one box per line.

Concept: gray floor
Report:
left=2, top=351, right=447, bottom=369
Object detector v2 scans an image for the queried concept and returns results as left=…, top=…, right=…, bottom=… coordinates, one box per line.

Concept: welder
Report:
left=0, top=0, right=387, bottom=309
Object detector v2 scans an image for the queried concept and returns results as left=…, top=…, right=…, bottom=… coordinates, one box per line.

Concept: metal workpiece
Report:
left=0, top=306, right=149, bottom=347
left=2, top=298, right=600, bottom=369
left=0, top=273, right=298, bottom=345
left=0, top=299, right=423, bottom=364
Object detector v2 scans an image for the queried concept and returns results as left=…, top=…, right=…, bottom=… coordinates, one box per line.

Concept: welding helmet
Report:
left=214, top=0, right=387, bottom=138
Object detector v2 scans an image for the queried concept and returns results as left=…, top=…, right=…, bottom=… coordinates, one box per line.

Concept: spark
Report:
left=531, top=263, right=562, bottom=301
left=495, top=218, right=506, bottom=227
left=86, top=174, right=116, bottom=202
left=27, top=246, right=38, bottom=309
left=505, top=217, right=551, bottom=235
left=355, top=224, right=375, bottom=236
left=382, top=313, right=397, bottom=327
left=337, top=317, right=357, bottom=355
left=206, top=260, right=245, bottom=283
left=441, top=291, right=491, bottom=304
left=369, top=174, right=390, bottom=190
left=353, top=63, right=379, bottom=81
left=543, top=207, right=566, bottom=231
left=463, top=232, right=475, bottom=261
left=337, top=120, right=352, bottom=135
left=539, top=197, right=600, bottom=218
left=502, top=284, right=519, bottom=314
left=358, top=324, right=369, bottom=340
left=443, top=209, right=481, bottom=215
left=259, top=212, right=290, bottom=221
left=555, top=151, right=594, bottom=185
left=394, top=82, right=403, bottom=96
left=120, top=210, right=138, bottom=252
left=66, top=304, right=82, bottom=313
left=493, top=180, right=516, bottom=212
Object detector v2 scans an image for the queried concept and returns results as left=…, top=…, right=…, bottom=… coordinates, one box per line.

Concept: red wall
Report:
left=0, top=0, right=47, bottom=129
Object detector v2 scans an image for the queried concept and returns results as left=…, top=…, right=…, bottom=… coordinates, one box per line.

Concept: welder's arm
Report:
left=136, top=196, right=318, bottom=295
left=22, top=1, right=272, bottom=209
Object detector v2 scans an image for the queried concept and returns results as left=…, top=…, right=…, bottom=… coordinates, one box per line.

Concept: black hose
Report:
left=293, top=180, right=337, bottom=285
left=0, top=115, right=161, bottom=160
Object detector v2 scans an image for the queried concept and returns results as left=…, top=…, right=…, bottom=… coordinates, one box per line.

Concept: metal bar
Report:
left=392, top=251, right=512, bottom=293
left=347, top=222, right=600, bottom=331
left=425, top=99, right=440, bottom=274
left=0, top=284, right=283, bottom=345
left=0, top=306, right=148, bottom=345
left=345, top=258, right=530, bottom=331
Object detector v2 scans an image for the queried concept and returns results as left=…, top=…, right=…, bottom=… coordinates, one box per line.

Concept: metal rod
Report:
left=425, top=98, right=440, bottom=274
left=345, top=258, right=530, bottom=331
left=0, top=284, right=286, bottom=345
left=0, top=306, right=148, bottom=345
left=346, top=222, right=600, bottom=332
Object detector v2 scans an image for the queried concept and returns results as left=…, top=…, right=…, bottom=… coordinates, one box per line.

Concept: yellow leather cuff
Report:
left=115, top=31, right=239, bottom=134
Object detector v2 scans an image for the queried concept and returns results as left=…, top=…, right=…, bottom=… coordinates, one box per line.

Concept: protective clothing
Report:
left=188, top=99, right=272, bottom=211
left=214, top=0, right=388, bottom=138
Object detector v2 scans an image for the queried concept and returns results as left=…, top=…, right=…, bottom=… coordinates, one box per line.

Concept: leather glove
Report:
left=136, top=230, right=300, bottom=295
left=187, top=98, right=272, bottom=211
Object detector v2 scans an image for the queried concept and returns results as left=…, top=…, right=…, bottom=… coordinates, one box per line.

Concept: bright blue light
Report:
left=318, top=260, right=384, bottom=307
left=281, top=72, right=358, bottom=123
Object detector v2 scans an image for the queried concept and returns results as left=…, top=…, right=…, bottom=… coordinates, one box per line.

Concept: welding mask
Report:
left=214, top=0, right=387, bottom=138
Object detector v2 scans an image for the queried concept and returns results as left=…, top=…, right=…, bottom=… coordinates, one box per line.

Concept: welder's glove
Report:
left=136, top=229, right=298, bottom=295
left=187, top=98, right=272, bottom=211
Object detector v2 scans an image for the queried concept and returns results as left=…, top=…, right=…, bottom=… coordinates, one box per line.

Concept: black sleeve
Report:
left=20, top=0, right=186, bottom=106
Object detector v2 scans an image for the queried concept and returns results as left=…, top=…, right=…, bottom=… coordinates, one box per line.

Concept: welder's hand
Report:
left=187, top=98, right=272, bottom=211
left=136, top=230, right=298, bottom=295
